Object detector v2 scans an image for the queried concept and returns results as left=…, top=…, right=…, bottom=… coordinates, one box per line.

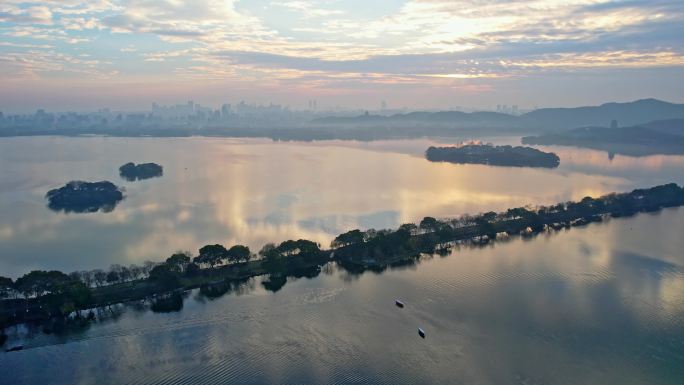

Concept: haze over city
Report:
left=2, top=2, right=684, bottom=384
left=2, top=0, right=684, bottom=112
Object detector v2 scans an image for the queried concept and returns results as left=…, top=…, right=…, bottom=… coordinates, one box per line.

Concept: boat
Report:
left=6, top=345, right=24, bottom=352
left=395, top=299, right=404, bottom=308
left=418, top=328, right=426, bottom=339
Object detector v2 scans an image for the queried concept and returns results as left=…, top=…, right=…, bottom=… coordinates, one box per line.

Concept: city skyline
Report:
left=0, top=97, right=529, bottom=115
left=1, top=0, right=684, bottom=112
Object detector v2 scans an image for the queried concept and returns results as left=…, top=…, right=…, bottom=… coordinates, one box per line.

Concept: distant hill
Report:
left=521, top=99, right=684, bottom=131
left=312, top=99, right=684, bottom=134
left=312, top=110, right=520, bottom=129
left=640, top=118, right=684, bottom=136
left=522, top=119, right=684, bottom=156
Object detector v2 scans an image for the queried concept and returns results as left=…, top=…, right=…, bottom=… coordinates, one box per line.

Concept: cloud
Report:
left=100, top=0, right=273, bottom=43
left=0, top=49, right=114, bottom=79
left=0, top=6, right=53, bottom=25
left=273, top=1, right=344, bottom=19
left=0, top=0, right=683, bottom=102
left=61, top=17, right=100, bottom=30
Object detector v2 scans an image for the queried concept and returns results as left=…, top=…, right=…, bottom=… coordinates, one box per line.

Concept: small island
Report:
left=46, top=181, right=124, bottom=213
left=119, top=162, right=163, bottom=181
left=426, top=144, right=560, bottom=168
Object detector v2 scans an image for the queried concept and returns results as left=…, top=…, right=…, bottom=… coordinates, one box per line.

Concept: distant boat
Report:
left=418, top=328, right=426, bottom=339
left=6, top=345, right=23, bottom=352
left=395, top=299, right=404, bottom=308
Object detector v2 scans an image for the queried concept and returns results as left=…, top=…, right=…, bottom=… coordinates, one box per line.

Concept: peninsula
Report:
left=426, top=144, right=560, bottom=168
left=522, top=119, right=684, bottom=156
left=4, top=183, right=683, bottom=338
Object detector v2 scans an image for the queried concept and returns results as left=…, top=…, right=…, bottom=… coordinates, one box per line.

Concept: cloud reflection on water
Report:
left=0, top=137, right=683, bottom=277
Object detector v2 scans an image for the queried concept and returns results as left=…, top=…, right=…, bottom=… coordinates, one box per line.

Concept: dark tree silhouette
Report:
left=166, top=252, right=191, bottom=272
left=119, top=162, right=163, bottom=181
left=194, top=244, right=229, bottom=267
left=331, top=229, right=364, bottom=248
left=227, top=245, right=251, bottom=264
left=426, top=144, right=560, bottom=168
left=0, top=276, right=13, bottom=298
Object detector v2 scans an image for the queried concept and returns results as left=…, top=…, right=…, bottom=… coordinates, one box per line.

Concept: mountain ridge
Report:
left=312, top=99, right=684, bottom=132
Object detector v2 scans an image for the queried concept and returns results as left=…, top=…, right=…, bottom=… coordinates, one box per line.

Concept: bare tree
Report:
left=80, top=270, right=94, bottom=288
left=109, top=264, right=125, bottom=283
left=128, top=264, right=143, bottom=281
left=93, top=269, right=107, bottom=287
left=142, top=260, right=158, bottom=278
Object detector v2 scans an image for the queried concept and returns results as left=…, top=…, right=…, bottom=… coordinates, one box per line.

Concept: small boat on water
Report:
left=418, top=328, right=426, bottom=339
left=6, top=345, right=24, bottom=352
left=395, top=299, right=404, bottom=308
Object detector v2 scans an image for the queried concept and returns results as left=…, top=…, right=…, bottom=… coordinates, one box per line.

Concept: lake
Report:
left=1, top=137, right=683, bottom=384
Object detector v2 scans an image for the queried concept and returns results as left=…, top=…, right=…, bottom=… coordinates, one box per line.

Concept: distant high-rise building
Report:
left=221, top=103, right=231, bottom=118
left=381, top=100, right=387, bottom=111
left=610, top=119, right=618, bottom=129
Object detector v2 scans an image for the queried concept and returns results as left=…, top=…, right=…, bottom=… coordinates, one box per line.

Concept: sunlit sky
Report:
left=1, top=0, right=683, bottom=112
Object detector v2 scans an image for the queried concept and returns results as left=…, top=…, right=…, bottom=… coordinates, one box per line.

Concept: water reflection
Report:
left=197, top=277, right=255, bottom=300
left=0, top=137, right=683, bottom=279
left=150, top=292, right=186, bottom=313
left=1, top=210, right=683, bottom=384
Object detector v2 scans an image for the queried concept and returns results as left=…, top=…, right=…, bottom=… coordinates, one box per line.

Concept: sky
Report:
left=1, top=0, right=684, bottom=112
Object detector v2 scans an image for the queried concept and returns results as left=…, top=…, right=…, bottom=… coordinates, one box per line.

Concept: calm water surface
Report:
left=1, top=137, right=683, bottom=384
left=1, top=136, right=683, bottom=276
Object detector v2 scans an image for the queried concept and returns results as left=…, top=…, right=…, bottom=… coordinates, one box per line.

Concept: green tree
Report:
left=419, top=217, right=440, bottom=231
left=185, top=263, right=201, bottom=277
left=331, top=229, right=364, bottom=248
left=398, top=223, right=418, bottom=235
left=166, top=252, right=191, bottom=272
left=227, top=245, right=251, bottom=264
left=149, top=264, right=182, bottom=289
left=0, top=276, right=13, bottom=298
left=195, top=244, right=229, bottom=267
left=259, top=243, right=278, bottom=259
left=260, top=243, right=284, bottom=274
left=56, top=280, right=93, bottom=316
left=15, top=270, right=71, bottom=298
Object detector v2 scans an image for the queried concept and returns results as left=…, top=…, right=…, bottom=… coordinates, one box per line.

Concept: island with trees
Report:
left=45, top=181, right=125, bottom=213
left=4, top=182, right=684, bottom=346
left=119, top=162, right=163, bottom=181
left=425, top=144, right=560, bottom=168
